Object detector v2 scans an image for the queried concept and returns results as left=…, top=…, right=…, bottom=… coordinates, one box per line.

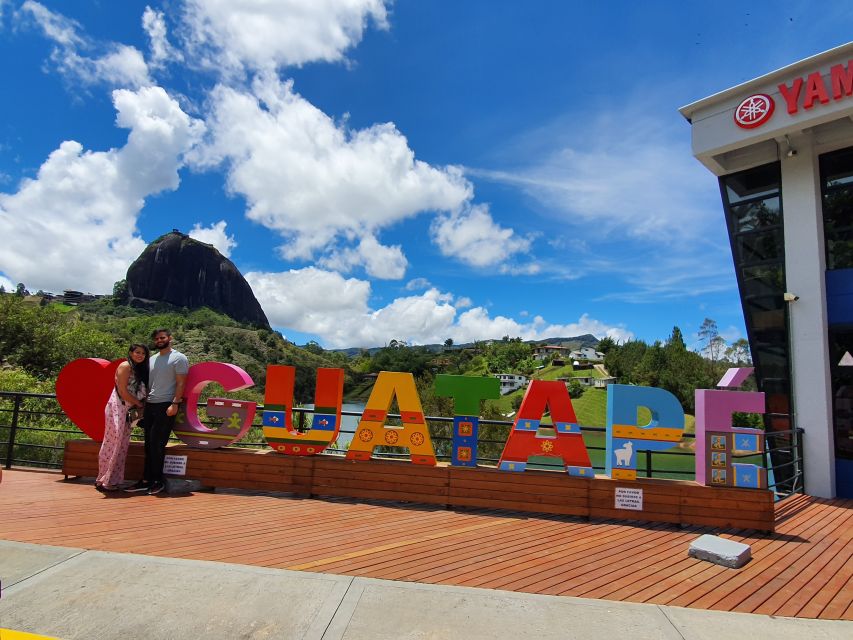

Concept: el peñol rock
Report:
left=126, top=231, right=270, bottom=329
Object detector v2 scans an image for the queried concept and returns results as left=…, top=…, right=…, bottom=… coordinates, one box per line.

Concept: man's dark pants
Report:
left=141, top=402, right=175, bottom=484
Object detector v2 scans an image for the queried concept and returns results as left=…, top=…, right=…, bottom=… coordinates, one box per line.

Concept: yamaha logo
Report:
left=734, top=94, right=775, bottom=129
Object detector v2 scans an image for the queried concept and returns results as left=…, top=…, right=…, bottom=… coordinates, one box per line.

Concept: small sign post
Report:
left=614, top=487, right=643, bottom=511
left=163, top=455, right=187, bottom=476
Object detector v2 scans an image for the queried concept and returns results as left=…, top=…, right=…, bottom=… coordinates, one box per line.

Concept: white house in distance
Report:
left=569, top=347, right=605, bottom=362
left=532, top=345, right=571, bottom=361
left=494, top=373, right=528, bottom=395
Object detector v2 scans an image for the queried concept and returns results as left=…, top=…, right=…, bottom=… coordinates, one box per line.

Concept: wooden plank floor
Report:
left=1, top=469, right=851, bottom=620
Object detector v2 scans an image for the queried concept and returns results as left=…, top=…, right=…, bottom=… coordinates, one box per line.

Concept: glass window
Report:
left=731, top=197, right=781, bottom=233
left=822, top=148, right=853, bottom=270
left=720, top=162, right=792, bottom=464
left=735, top=231, right=783, bottom=264
left=725, top=163, right=781, bottom=204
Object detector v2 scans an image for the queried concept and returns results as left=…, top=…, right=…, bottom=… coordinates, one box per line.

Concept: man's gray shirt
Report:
left=148, top=349, right=189, bottom=403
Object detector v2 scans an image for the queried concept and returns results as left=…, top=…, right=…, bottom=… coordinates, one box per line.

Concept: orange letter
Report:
left=263, top=366, right=344, bottom=455
left=347, top=371, right=436, bottom=465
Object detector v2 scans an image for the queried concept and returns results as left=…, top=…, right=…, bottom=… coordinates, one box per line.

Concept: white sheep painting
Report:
left=614, top=441, right=634, bottom=467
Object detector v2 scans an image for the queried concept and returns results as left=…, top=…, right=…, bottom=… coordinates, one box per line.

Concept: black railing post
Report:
left=5, top=393, right=22, bottom=469
left=796, top=428, right=805, bottom=494
left=645, top=450, right=653, bottom=478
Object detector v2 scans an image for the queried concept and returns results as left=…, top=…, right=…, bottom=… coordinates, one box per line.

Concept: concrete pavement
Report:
left=1, top=540, right=850, bottom=639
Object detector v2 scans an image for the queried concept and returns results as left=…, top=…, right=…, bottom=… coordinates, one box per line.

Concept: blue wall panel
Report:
left=826, top=269, right=853, bottom=325
left=836, top=459, right=853, bottom=498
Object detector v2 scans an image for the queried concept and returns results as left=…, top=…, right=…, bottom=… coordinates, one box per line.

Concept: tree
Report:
left=666, top=326, right=685, bottom=350
left=444, top=338, right=453, bottom=350
left=15, top=283, right=27, bottom=297
left=697, top=317, right=719, bottom=354
left=112, top=279, right=129, bottom=304
left=0, top=285, right=5, bottom=294
left=597, top=336, right=617, bottom=354
left=567, top=379, right=584, bottom=399
left=726, top=338, right=752, bottom=365
left=303, top=340, right=324, bottom=355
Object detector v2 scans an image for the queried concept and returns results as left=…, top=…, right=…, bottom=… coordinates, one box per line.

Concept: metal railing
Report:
left=0, top=390, right=804, bottom=498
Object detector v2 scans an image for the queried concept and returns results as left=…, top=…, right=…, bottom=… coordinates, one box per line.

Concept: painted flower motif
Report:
left=540, top=440, right=554, bottom=453
left=359, top=429, right=374, bottom=443
left=410, top=432, right=425, bottom=446
left=385, top=430, right=400, bottom=445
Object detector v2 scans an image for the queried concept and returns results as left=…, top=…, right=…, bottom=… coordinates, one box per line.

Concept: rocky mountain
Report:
left=125, top=231, right=270, bottom=329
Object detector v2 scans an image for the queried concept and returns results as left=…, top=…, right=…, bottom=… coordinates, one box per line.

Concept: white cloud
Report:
left=20, top=1, right=151, bottom=88
left=318, top=234, right=408, bottom=280
left=468, top=111, right=720, bottom=245
left=19, top=1, right=82, bottom=47
left=499, top=263, right=541, bottom=276
left=405, top=277, right=432, bottom=291
left=455, top=297, right=472, bottom=309
left=193, top=76, right=472, bottom=271
left=247, top=267, right=632, bottom=348
left=431, top=204, right=531, bottom=268
left=0, top=274, right=14, bottom=292
left=180, top=0, right=389, bottom=75
left=189, top=220, right=236, bottom=257
left=454, top=309, right=633, bottom=345
left=0, top=86, right=203, bottom=294
left=143, top=6, right=182, bottom=68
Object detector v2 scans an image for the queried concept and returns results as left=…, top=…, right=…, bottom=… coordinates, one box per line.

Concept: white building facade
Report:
left=681, top=43, right=853, bottom=498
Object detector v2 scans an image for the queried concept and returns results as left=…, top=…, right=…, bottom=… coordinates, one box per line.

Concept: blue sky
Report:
left=1, top=1, right=852, bottom=349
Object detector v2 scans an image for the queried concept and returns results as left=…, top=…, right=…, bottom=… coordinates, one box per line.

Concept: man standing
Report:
left=126, top=328, right=188, bottom=495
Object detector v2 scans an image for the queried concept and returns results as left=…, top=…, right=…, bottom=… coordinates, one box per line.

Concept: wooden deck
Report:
left=62, top=440, right=777, bottom=531
left=1, top=468, right=851, bottom=620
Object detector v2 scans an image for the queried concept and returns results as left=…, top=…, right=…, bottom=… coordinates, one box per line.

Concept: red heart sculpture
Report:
left=56, top=358, right=124, bottom=442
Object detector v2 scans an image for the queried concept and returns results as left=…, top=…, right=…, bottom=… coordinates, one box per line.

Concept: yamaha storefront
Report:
left=681, top=42, right=853, bottom=498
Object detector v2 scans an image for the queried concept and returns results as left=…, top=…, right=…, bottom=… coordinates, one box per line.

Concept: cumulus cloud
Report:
left=180, top=0, right=389, bottom=75
left=406, top=277, right=432, bottom=291
left=193, top=76, right=472, bottom=271
left=431, top=204, right=531, bottom=268
left=454, top=309, right=633, bottom=344
left=189, top=220, right=236, bottom=257
left=0, top=86, right=204, bottom=293
left=143, top=5, right=182, bottom=68
left=318, top=234, right=408, bottom=279
left=247, top=267, right=632, bottom=348
left=20, top=1, right=151, bottom=88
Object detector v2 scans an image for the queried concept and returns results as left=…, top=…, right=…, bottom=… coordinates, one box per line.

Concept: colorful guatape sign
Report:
left=55, top=360, right=766, bottom=489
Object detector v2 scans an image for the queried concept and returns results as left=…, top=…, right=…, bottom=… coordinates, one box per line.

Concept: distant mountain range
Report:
left=326, top=334, right=601, bottom=357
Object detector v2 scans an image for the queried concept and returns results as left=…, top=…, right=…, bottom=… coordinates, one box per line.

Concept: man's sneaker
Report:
left=124, top=480, right=149, bottom=493
left=148, top=481, right=165, bottom=495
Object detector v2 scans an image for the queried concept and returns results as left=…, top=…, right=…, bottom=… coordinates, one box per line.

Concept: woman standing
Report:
left=96, top=344, right=149, bottom=491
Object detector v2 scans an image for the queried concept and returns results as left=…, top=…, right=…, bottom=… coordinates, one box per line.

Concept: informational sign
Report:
left=163, top=455, right=187, bottom=476
left=614, top=487, right=643, bottom=511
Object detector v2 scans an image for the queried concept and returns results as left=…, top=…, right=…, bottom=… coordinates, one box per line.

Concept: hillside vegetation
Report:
left=0, top=294, right=352, bottom=403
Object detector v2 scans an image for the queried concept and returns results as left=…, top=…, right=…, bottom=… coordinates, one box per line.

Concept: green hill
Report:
left=0, top=294, right=357, bottom=402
